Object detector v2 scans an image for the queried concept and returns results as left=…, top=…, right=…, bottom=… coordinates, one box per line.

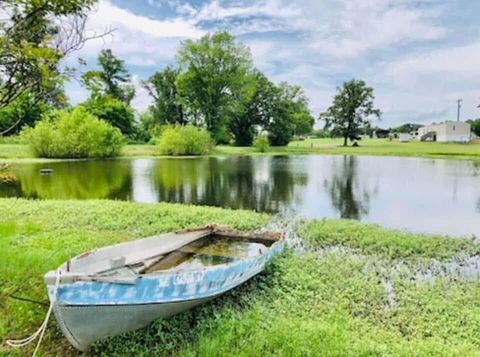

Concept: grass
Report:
left=2, top=138, right=480, bottom=161
left=2, top=198, right=480, bottom=355
left=218, top=138, right=480, bottom=160
left=300, top=219, right=480, bottom=260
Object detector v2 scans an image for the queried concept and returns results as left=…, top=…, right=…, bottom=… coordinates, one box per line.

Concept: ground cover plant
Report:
left=1, top=198, right=480, bottom=355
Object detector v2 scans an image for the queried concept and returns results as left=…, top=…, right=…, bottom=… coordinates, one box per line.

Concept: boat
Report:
left=43, top=225, right=285, bottom=351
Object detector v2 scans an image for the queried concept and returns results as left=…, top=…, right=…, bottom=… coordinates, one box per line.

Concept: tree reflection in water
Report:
left=324, top=155, right=376, bottom=220
left=152, top=156, right=306, bottom=213
left=1, top=160, right=132, bottom=200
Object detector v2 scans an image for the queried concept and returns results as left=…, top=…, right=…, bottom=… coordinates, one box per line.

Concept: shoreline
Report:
left=1, top=139, right=480, bottom=163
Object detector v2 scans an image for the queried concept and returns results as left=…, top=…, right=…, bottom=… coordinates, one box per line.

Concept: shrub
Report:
left=21, top=107, right=124, bottom=158
left=157, top=125, right=213, bottom=156
left=253, top=134, right=270, bottom=152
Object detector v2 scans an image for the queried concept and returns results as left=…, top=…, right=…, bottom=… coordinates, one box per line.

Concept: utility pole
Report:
left=457, top=98, right=462, bottom=122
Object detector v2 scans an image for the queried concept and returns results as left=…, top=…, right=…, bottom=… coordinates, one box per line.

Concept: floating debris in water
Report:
left=0, top=163, right=16, bottom=183
left=39, top=168, right=54, bottom=174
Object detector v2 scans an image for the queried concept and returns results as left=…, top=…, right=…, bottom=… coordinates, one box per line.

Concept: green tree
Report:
left=279, top=83, right=314, bottom=137
left=82, top=96, right=135, bottom=136
left=228, top=71, right=267, bottom=146
left=264, top=82, right=312, bottom=146
left=233, top=75, right=311, bottom=146
left=292, top=110, right=315, bottom=137
left=320, top=79, right=381, bottom=146
left=468, top=119, right=480, bottom=136
left=82, top=49, right=135, bottom=104
left=0, top=0, right=97, bottom=135
left=143, top=66, right=185, bottom=125
left=391, top=123, right=422, bottom=134
left=176, top=32, right=254, bottom=143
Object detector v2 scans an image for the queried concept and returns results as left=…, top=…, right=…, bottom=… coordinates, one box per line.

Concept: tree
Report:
left=230, top=74, right=313, bottom=146
left=82, top=49, right=135, bottom=104
left=278, top=83, right=314, bottom=137
left=467, top=119, right=480, bottom=136
left=228, top=71, right=267, bottom=146
left=320, top=80, right=381, bottom=146
left=391, top=123, right=422, bottom=134
left=143, top=66, right=185, bottom=125
left=263, top=82, right=313, bottom=146
left=82, top=96, right=135, bottom=136
left=0, top=0, right=100, bottom=135
left=176, top=32, right=254, bottom=143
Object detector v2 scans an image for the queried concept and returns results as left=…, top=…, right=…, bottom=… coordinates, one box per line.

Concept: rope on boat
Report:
left=6, top=270, right=61, bottom=357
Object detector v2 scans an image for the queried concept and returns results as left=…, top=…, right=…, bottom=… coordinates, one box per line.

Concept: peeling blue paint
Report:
left=55, top=244, right=283, bottom=306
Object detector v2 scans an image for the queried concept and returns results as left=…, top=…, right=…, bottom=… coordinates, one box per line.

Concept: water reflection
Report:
left=1, top=160, right=132, bottom=200
left=151, top=156, right=304, bottom=212
left=324, top=156, right=376, bottom=220
left=1, top=156, right=480, bottom=237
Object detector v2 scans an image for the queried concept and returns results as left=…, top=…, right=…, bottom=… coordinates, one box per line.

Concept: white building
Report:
left=398, top=133, right=413, bottom=142
left=418, top=121, right=471, bottom=143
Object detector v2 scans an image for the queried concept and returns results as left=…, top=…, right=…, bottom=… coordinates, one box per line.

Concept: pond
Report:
left=1, top=155, right=480, bottom=237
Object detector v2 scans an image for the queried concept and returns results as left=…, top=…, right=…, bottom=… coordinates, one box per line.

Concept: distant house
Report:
left=418, top=121, right=471, bottom=143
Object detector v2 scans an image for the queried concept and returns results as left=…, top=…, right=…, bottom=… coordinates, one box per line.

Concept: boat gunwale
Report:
left=46, top=225, right=285, bottom=285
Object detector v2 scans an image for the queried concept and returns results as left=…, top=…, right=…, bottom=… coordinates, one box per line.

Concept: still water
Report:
left=2, top=155, right=480, bottom=237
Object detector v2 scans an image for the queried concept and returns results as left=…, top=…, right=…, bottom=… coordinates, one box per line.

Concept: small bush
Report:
left=253, top=134, right=270, bottom=153
left=157, top=125, right=213, bottom=156
left=21, top=107, right=124, bottom=158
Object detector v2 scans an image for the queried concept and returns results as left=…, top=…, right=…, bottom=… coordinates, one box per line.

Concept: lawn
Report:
left=1, top=138, right=480, bottom=161
left=1, top=199, right=480, bottom=355
left=219, top=137, right=480, bottom=160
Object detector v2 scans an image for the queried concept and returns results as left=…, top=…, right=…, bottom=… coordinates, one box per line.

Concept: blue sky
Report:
left=66, top=0, right=480, bottom=127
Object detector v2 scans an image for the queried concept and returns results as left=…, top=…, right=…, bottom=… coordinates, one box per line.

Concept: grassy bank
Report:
left=2, top=199, right=480, bottom=355
left=1, top=138, right=480, bottom=161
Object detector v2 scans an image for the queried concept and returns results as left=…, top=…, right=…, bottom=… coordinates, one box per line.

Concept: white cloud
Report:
left=387, top=41, right=480, bottom=87
left=131, top=75, right=152, bottom=112
left=89, top=1, right=202, bottom=39
left=64, top=0, right=480, bottom=124
left=308, top=0, right=447, bottom=58
left=193, top=0, right=301, bottom=22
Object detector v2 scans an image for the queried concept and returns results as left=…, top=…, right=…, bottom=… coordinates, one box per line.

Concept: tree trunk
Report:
left=343, top=135, right=348, bottom=147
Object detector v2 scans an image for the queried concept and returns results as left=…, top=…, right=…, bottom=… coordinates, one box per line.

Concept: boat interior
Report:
left=45, top=227, right=283, bottom=284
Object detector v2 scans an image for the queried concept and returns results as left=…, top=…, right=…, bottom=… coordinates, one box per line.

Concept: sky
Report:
left=66, top=0, right=480, bottom=128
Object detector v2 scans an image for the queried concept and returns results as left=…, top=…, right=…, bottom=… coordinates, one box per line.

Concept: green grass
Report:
left=301, top=219, right=480, bottom=260
left=288, top=137, right=480, bottom=160
left=0, top=144, right=32, bottom=159
left=2, top=198, right=480, bottom=355
left=2, top=138, right=480, bottom=162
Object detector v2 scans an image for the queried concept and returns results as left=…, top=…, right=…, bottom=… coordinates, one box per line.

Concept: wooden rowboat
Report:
left=43, top=225, right=285, bottom=351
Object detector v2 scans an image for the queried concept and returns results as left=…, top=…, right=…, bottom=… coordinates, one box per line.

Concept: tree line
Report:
left=1, top=0, right=391, bottom=149
left=0, top=1, right=315, bottom=147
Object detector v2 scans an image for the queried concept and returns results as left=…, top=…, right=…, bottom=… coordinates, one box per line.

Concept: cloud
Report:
left=131, top=75, right=152, bottom=112
left=308, top=0, right=447, bottom=58
left=387, top=41, right=480, bottom=88
left=193, top=0, right=301, bottom=22
left=89, top=1, right=202, bottom=38
left=64, top=0, right=480, bottom=124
